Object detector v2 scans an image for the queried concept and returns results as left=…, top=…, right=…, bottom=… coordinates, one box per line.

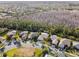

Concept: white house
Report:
left=74, top=44, right=79, bottom=50
left=20, top=31, right=28, bottom=40
left=58, top=38, right=71, bottom=48
left=52, top=39, right=59, bottom=46
left=28, top=32, right=39, bottom=39
left=0, top=36, right=6, bottom=43
left=6, top=30, right=17, bottom=38
left=37, top=33, right=49, bottom=41
left=50, top=35, right=57, bottom=41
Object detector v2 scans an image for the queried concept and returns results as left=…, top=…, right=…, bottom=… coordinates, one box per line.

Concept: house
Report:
left=37, top=33, right=49, bottom=41
left=28, top=32, right=39, bottom=39
left=50, top=35, right=57, bottom=41
left=58, top=38, right=72, bottom=49
left=6, top=30, right=17, bottom=39
left=20, top=31, right=28, bottom=41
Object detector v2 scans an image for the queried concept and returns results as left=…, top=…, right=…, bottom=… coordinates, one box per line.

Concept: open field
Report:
left=0, top=1, right=79, bottom=57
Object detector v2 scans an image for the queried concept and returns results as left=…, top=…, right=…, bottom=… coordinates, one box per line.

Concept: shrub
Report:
left=67, top=36, right=76, bottom=40
left=73, top=28, right=79, bottom=38
left=0, top=19, right=78, bottom=41
left=34, top=48, right=43, bottom=57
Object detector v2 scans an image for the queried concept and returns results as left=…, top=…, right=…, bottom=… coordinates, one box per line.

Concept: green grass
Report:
left=34, top=48, right=43, bottom=57
left=0, top=19, right=79, bottom=41
left=4, top=48, right=18, bottom=57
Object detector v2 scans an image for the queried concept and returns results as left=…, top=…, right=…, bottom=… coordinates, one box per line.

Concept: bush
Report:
left=67, top=36, right=76, bottom=41
left=0, top=28, right=9, bottom=35
left=73, top=28, right=79, bottom=38
left=0, top=19, right=78, bottom=41
left=76, top=38, right=79, bottom=41
left=34, top=48, right=43, bottom=57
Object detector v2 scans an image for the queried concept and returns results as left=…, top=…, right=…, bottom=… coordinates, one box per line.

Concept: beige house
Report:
left=37, top=33, right=49, bottom=41
left=28, top=32, right=39, bottom=39
left=58, top=38, right=72, bottom=48
left=20, top=31, right=28, bottom=40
